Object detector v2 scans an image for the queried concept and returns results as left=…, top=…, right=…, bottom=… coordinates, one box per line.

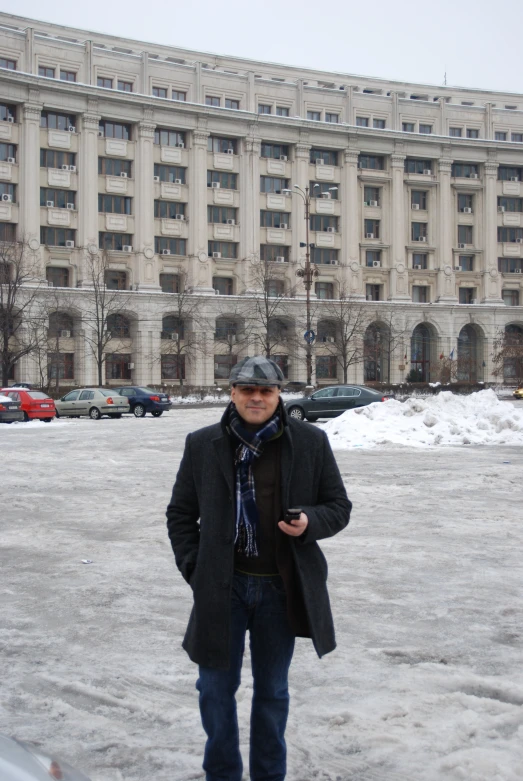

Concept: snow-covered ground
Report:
left=1, top=403, right=523, bottom=781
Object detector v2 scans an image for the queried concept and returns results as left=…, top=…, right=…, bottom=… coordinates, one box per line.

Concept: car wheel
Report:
left=89, top=406, right=101, bottom=420
left=306, top=416, right=318, bottom=423
left=55, top=409, right=61, bottom=418
left=133, top=404, right=146, bottom=418
left=43, top=417, right=52, bottom=423
left=109, top=413, right=122, bottom=419
left=287, top=406, right=305, bottom=421
left=151, top=411, right=163, bottom=417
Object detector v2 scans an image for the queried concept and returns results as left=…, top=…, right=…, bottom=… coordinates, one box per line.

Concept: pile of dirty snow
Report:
left=322, top=389, right=523, bottom=448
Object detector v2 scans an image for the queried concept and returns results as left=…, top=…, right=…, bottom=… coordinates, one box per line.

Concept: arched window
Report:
left=317, top=320, right=336, bottom=343
left=364, top=323, right=391, bottom=382
left=162, top=316, right=184, bottom=340
left=48, top=312, right=74, bottom=338
left=268, top=318, right=289, bottom=342
left=410, top=324, right=432, bottom=382
left=457, top=325, right=478, bottom=382
left=502, top=324, right=523, bottom=380
left=106, top=314, right=130, bottom=338
left=215, top=318, right=238, bottom=341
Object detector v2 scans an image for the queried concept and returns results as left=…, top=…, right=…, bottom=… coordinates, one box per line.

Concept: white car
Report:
left=0, top=733, right=92, bottom=780
left=55, top=388, right=130, bottom=420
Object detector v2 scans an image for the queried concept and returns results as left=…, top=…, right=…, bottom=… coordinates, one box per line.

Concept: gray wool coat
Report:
left=166, top=405, right=352, bottom=670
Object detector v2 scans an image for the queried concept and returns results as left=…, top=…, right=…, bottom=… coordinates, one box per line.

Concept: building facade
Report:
left=0, top=11, right=522, bottom=387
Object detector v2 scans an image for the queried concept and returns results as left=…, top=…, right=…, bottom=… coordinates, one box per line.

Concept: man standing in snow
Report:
left=166, top=356, right=351, bottom=781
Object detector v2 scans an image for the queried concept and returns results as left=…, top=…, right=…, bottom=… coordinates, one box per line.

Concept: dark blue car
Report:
left=114, top=386, right=172, bottom=417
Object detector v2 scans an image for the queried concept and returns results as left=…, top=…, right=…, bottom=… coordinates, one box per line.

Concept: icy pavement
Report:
left=1, top=406, right=523, bottom=781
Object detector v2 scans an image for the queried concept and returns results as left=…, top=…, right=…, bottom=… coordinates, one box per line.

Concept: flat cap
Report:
left=229, top=356, right=285, bottom=387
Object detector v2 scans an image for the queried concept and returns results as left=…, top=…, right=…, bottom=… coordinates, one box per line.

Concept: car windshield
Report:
left=27, top=392, right=49, bottom=399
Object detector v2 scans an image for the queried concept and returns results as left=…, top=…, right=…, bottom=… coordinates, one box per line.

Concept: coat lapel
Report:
left=280, top=424, right=294, bottom=513
left=212, top=433, right=235, bottom=496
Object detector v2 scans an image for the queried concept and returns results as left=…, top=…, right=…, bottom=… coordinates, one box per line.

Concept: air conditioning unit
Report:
left=7, top=157, right=15, bottom=164
left=128, top=363, right=134, bottom=370
left=279, top=155, right=288, bottom=161
left=412, top=203, right=420, bottom=210
left=423, top=169, right=432, bottom=175
left=61, top=164, right=69, bottom=171
left=46, top=200, right=54, bottom=207
left=98, top=130, right=104, bottom=137
left=60, top=330, right=71, bottom=338
left=69, top=165, right=76, bottom=173
left=226, top=218, right=235, bottom=225
left=211, top=182, right=220, bottom=188
left=212, top=251, right=222, bottom=258
left=326, top=336, right=335, bottom=343
left=122, top=245, right=133, bottom=252
left=170, top=332, right=179, bottom=341
left=472, top=299, right=477, bottom=305
left=510, top=176, right=519, bottom=182
left=214, top=289, right=220, bottom=294
left=66, top=203, right=74, bottom=210
left=463, top=207, right=472, bottom=213
left=369, top=200, right=378, bottom=207
left=1, top=193, right=11, bottom=202
left=162, top=249, right=171, bottom=255
left=498, top=206, right=506, bottom=213
left=417, top=236, right=427, bottom=242
left=68, top=126, right=76, bottom=133
left=175, top=214, right=185, bottom=221
left=174, top=178, right=182, bottom=184
left=316, top=159, right=325, bottom=165
left=279, top=222, right=287, bottom=229
left=372, top=260, right=381, bottom=268
left=366, top=233, right=374, bottom=239
left=326, top=226, right=335, bottom=233
left=153, top=175, right=160, bottom=182
left=176, top=142, right=185, bottom=148
left=515, top=268, right=522, bottom=273
left=226, top=148, right=234, bottom=155
left=120, top=172, right=127, bottom=178
left=65, top=240, right=75, bottom=248
left=276, top=256, right=285, bottom=262
left=414, top=264, right=422, bottom=270
left=458, top=243, right=466, bottom=249
left=469, top=173, right=479, bottom=179
left=330, top=259, right=339, bottom=265
left=7, top=116, right=13, bottom=123
left=363, top=201, right=369, bottom=206
left=321, top=192, right=331, bottom=199
left=454, top=265, right=461, bottom=271
left=517, top=238, right=523, bottom=244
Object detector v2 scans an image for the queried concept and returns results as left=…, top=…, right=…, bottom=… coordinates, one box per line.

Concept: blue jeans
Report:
left=196, top=572, right=296, bottom=781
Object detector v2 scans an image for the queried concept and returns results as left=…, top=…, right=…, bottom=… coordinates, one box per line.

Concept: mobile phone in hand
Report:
left=284, top=508, right=302, bottom=524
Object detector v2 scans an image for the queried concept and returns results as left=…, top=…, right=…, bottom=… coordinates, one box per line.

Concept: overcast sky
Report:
left=3, top=0, right=522, bottom=95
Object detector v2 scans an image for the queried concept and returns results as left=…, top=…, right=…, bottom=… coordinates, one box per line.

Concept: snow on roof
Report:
left=322, top=389, right=523, bottom=448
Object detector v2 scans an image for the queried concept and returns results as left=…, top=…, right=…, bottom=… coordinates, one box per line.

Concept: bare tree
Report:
left=0, top=238, right=46, bottom=387
left=213, top=295, right=253, bottom=357
left=30, top=287, right=75, bottom=394
left=491, top=325, right=523, bottom=384
left=362, top=309, right=410, bottom=384
left=245, top=256, right=295, bottom=358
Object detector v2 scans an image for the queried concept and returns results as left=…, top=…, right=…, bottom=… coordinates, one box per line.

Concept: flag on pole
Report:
left=449, top=348, right=455, bottom=360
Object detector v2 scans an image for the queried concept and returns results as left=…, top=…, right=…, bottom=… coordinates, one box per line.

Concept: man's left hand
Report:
left=278, top=512, right=309, bottom=537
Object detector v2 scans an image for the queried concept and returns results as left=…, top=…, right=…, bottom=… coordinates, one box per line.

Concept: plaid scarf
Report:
left=228, top=404, right=282, bottom=557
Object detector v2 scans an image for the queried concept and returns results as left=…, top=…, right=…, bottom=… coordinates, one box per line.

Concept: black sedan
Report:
left=0, top=393, right=24, bottom=423
left=284, top=385, right=391, bottom=422
left=114, top=386, right=172, bottom=417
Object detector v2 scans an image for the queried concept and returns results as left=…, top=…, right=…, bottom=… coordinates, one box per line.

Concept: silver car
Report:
left=55, top=388, right=130, bottom=420
left=0, top=733, right=92, bottom=780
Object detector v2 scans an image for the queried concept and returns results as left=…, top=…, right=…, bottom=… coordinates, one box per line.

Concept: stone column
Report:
left=24, top=28, right=35, bottom=74
left=390, top=91, right=399, bottom=131
left=240, top=135, right=260, bottom=293
left=292, top=142, right=310, bottom=283
left=342, top=148, right=364, bottom=298
left=247, top=72, right=255, bottom=113
left=77, top=110, right=101, bottom=276
left=436, top=157, right=457, bottom=302
left=135, top=118, right=157, bottom=290
left=483, top=160, right=503, bottom=303
left=189, top=128, right=214, bottom=293
left=389, top=153, right=410, bottom=301
left=20, top=98, right=42, bottom=260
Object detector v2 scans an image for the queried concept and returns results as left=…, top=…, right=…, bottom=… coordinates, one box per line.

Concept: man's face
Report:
left=231, top=384, right=281, bottom=426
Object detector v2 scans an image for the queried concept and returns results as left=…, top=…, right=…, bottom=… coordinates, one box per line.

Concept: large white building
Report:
left=0, top=11, right=522, bottom=387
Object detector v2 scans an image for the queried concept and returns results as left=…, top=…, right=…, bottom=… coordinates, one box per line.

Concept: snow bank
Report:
left=322, top=389, right=523, bottom=448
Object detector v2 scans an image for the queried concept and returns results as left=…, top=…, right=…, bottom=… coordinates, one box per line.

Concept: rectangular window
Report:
left=154, top=164, right=186, bottom=183
left=419, top=124, right=432, bottom=134
left=98, top=157, right=132, bottom=176
left=38, top=66, right=55, bottom=78
left=307, top=111, right=321, bottom=121
left=40, top=111, right=76, bottom=131
left=161, top=355, right=186, bottom=380
left=46, top=266, right=70, bottom=287
left=40, top=227, right=75, bottom=246
left=495, top=131, right=507, bottom=141
left=458, top=225, right=473, bottom=244
left=315, top=282, right=334, bottom=299
left=208, top=241, right=238, bottom=259
left=452, top=163, right=479, bottom=178
left=60, top=70, right=76, bottom=82
left=172, top=90, right=186, bottom=101
left=260, top=176, right=289, bottom=194
left=449, top=127, right=462, bottom=137
left=411, top=222, right=428, bottom=241
left=153, top=86, right=168, bottom=98
left=0, top=58, right=16, bottom=70
left=265, top=279, right=285, bottom=297
left=310, top=215, right=338, bottom=231
left=498, top=227, right=523, bottom=242
left=225, top=98, right=240, bottom=110
left=48, top=353, right=74, bottom=380
left=99, top=120, right=131, bottom=140
left=0, top=183, right=16, bottom=201
left=364, top=186, right=380, bottom=205
left=311, top=248, right=338, bottom=265
left=310, top=181, right=339, bottom=199
left=0, top=222, right=16, bottom=242
left=213, top=277, right=233, bottom=295
left=97, top=77, right=113, bottom=89
left=511, top=133, right=523, bottom=143
left=325, top=113, right=339, bottom=123
left=402, top=122, right=415, bottom=132
left=366, top=250, right=381, bottom=267
left=412, top=253, right=428, bottom=269
left=276, top=106, right=289, bottom=117
left=358, top=154, right=384, bottom=170
left=272, top=355, right=289, bottom=379
left=498, top=257, right=523, bottom=273
left=159, top=273, right=180, bottom=293
left=214, top=355, right=237, bottom=380
left=105, top=270, right=128, bottom=290
left=411, top=190, right=428, bottom=210
left=155, top=237, right=187, bottom=255
left=502, top=289, right=520, bottom=306
left=207, top=170, right=238, bottom=189
left=365, top=219, right=380, bottom=238
left=40, top=188, right=76, bottom=209
left=259, top=245, right=289, bottom=262
left=261, top=142, right=289, bottom=159
left=208, top=206, right=238, bottom=223
left=458, top=193, right=473, bottom=212
left=412, top=285, right=429, bottom=303
left=98, top=195, right=132, bottom=214
left=155, top=201, right=186, bottom=219
left=0, top=103, right=16, bottom=122
left=316, top=356, right=337, bottom=379
left=466, top=128, right=479, bottom=139
left=373, top=118, right=386, bottom=129
left=258, top=104, right=272, bottom=114
left=260, top=211, right=290, bottom=228
left=117, top=80, right=133, bottom=92
left=310, top=149, right=338, bottom=165
left=41, top=149, right=75, bottom=169
left=206, top=95, right=221, bottom=107
left=154, top=128, right=186, bottom=147
left=207, top=136, right=237, bottom=154
left=405, top=159, right=432, bottom=174
left=99, top=232, right=133, bottom=251
left=366, top=284, right=381, bottom=301
left=459, top=288, right=475, bottom=304
left=498, top=197, right=523, bottom=212
left=106, top=354, right=132, bottom=381
left=498, top=166, right=523, bottom=181
left=0, top=143, right=16, bottom=163
left=356, top=117, right=369, bottom=127
left=459, top=255, right=474, bottom=271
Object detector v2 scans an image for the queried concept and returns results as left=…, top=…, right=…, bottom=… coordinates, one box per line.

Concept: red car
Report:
left=1, top=388, right=56, bottom=422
